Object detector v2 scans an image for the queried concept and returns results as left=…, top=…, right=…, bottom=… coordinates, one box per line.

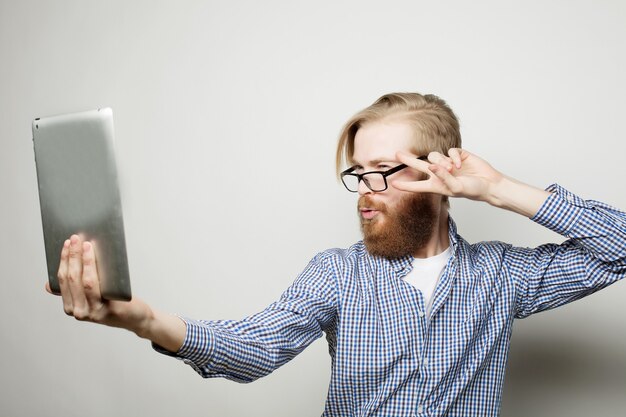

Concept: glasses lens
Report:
left=341, top=174, right=360, bottom=192
left=363, top=173, right=386, bottom=191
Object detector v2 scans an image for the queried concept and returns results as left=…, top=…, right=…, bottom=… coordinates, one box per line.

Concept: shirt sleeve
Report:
left=508, top=184, right=626, bottom=319
left=153, top=251, right=338, bottom=382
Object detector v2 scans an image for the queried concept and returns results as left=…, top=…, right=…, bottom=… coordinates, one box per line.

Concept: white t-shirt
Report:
left=403, top=247, right=451, bottom=313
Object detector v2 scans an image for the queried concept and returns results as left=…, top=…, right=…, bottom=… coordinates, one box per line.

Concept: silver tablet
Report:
left=33, top=108, right=132, bottom=301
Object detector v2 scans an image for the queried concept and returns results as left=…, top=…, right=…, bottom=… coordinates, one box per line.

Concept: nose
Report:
left=357, top=178, right=373, bottom=196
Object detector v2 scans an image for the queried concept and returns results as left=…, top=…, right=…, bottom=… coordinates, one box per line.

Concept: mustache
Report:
left=358, top=195, right=388, bottom=212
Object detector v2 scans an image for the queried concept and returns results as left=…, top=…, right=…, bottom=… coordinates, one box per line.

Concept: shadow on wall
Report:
left=502, top=329, right=626, bottom=417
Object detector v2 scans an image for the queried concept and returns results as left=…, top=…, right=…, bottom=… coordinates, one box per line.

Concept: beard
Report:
left=359, top=192, right=437, bottom=259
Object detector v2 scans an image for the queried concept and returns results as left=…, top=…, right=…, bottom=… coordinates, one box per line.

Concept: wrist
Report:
left=126, top=299, right=156, bottom=340
left=138, top=308, right=187, bottom=353
left=486, top=175, right=515, bottom=209
left=486, top=176, right=550, bottom=218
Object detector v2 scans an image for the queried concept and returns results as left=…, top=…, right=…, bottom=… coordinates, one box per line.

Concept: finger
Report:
left=427, top=151, right=454, bottom=172
left=82, top=241, right=104, bottom=309
left=396, top=151, right=432, bottom=175
left=67, top=235, right=88, bottom=319
left=391, top=178, right=438, bottom=193
left=45, top=281, right=54, bottom=295
left=57, top=239, right=74, bottom=314
left=447, top=148, right=463, bottom=169
left=429, top=164, right=463, bottom=195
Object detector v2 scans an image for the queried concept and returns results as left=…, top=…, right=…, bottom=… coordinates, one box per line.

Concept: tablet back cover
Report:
left=33, top=108, right=131, bottom=301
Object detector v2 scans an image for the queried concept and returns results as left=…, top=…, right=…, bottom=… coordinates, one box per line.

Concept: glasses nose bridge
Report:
left=357, top=173, right=373, bottom=194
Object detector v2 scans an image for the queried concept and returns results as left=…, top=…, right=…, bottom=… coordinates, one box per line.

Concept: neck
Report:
left=412, top=206, right=449, bottom=258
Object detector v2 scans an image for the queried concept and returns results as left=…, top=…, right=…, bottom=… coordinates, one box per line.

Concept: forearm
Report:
left=157, top=255, right=339, bottom=381
left=94, top=296, right=187, bottom=353
left=134, top=306, right=187, bottom=353
left=175, top=311, right=326, bottom=382
left=486, top=175, right=551, bottom=218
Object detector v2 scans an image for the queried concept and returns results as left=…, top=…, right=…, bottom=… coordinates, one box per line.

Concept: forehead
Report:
left=352, top=120, right=416, bottom=165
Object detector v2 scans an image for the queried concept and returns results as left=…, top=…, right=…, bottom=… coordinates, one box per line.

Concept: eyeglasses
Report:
left=340, top=156, right=427, bottom=193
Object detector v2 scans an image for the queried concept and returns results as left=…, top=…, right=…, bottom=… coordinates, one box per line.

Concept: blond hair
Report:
left=335, top=92, right=461, bottom=175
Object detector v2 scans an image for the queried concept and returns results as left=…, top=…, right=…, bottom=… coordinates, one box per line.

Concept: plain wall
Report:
left=1, top=1, right=625, bottom=416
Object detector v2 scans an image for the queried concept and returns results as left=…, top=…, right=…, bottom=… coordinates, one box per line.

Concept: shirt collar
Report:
left=447, top=216, right=459, bottom=253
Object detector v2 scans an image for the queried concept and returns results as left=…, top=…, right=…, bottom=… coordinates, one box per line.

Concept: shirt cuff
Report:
left=530, top=183, right=587, bottom=237
left=152, top=317, right=215, bottom=372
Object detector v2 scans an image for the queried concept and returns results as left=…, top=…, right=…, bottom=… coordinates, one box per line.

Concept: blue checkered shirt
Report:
left=157, top=185, right=626, bottom=416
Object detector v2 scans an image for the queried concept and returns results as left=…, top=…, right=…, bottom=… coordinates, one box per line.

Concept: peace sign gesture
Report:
left=391, top=149, right=550, bottom=218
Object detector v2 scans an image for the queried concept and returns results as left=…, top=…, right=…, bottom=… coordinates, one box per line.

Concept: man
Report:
left=50, top=93, right=626, bottom=416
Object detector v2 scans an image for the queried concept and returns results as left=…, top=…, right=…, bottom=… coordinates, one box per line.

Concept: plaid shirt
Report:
left=159, top=184, right=626, bottom=416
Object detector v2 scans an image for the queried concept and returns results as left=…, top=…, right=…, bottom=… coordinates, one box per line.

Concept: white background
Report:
left=1, top=1, right=625, bottom=416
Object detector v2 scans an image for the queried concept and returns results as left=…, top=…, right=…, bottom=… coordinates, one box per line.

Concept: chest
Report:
left=332, top=260, right=516, bottom=380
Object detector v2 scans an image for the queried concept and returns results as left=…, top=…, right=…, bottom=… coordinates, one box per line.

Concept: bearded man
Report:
left=50, top=92, right=626, bottom=417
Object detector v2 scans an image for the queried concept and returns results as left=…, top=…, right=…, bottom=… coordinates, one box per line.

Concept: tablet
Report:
left=33, top=108, right=132, bottom=301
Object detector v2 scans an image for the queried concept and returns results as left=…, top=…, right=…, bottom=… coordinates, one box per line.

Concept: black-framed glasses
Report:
left=340, top=156, right=428, bottom=193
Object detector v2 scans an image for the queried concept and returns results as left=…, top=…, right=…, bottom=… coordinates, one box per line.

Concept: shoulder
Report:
left=456, top=233, right=511, bottom=258
left=454, top=233, right=515, bottom=272
left=449, top=216, right=512, bottom=263
left=292, top=242, right=369, bottom=297
left=311, top=241, right=369, bottom=269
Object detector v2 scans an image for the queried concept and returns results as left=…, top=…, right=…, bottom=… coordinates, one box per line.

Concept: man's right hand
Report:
left=47, top=234, right=186, bottom=353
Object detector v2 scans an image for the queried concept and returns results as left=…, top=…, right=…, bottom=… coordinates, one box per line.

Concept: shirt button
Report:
left=423, top=358, right=429, bottom=366
left=417, top=404, right=424, bottom=413
left=418, top=311, right=425, bottom=318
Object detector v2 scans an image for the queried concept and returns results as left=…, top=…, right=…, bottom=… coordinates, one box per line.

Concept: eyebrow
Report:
left=350, top=158, right=395, bottom=168
left=350, top=155, right=428, bottom=168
